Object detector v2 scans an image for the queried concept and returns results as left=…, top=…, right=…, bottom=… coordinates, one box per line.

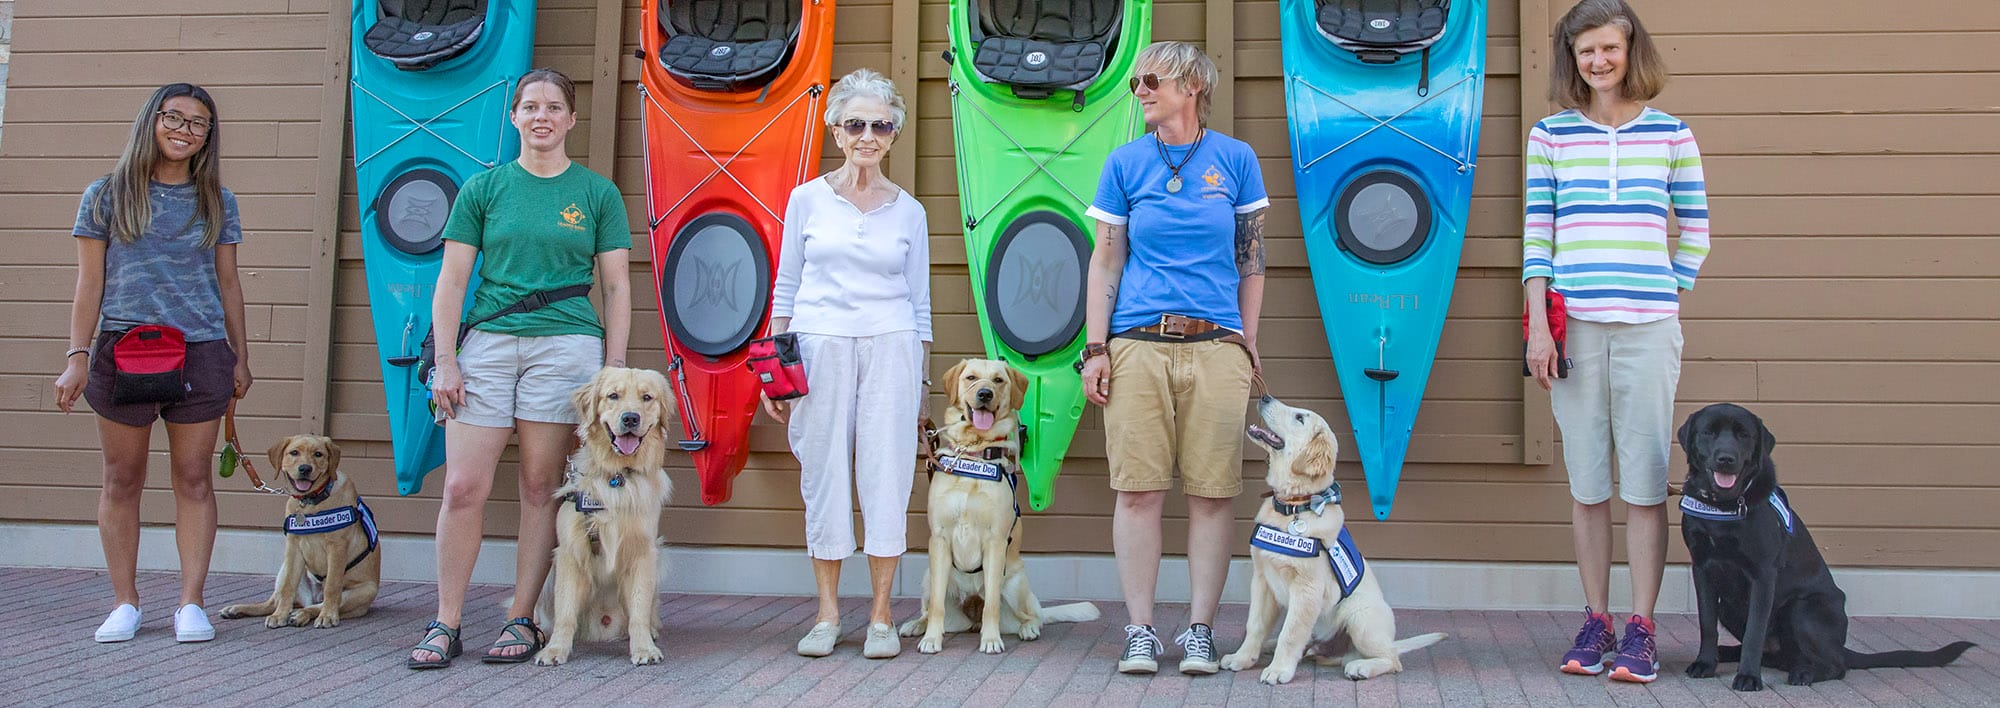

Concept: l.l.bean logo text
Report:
left=1350, top=292, right=1420, bottom=310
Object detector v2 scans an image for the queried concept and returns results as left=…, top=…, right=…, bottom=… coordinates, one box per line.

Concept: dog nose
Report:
left=621, top=411, right=642, bottom=429
left=1260, top=394, right=1273, bottom=404
left=296, top=465, right=312, bottom=474
left=1715, top=452, right=1737, bottom=465
left=976, top=388, right=993, bottom=403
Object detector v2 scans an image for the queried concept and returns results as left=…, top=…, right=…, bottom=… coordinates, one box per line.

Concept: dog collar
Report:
left=1681, top=487, right=1797, bottom=535
left=1272, top=483, right=1341, bottom=517
left=292, top=476, right=336, bottom=506
left=1249, top=523, right=1367, bottom=598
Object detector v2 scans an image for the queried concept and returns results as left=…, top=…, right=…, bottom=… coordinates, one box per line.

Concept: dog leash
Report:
left=219, top=399, right=289, bottom=496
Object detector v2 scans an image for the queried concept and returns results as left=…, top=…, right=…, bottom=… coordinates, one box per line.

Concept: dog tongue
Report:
left=1714, top=472, right=1738, bottom=489
left=614, top=433, right=643, bottom=456
left=971, top=409, right=995, bottom=431
left=292, top=478, right=313, bottom=492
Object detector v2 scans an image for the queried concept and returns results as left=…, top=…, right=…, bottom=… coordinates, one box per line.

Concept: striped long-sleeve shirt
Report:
left=1521, top=107, right=1710, bottom=324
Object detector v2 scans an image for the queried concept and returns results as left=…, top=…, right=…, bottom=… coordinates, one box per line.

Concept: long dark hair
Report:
left=94, top=83, right=226, bottom=247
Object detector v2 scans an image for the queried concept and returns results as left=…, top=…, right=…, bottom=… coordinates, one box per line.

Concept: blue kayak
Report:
left=1280, top=0, right=1487, bottom=519
left=350, top=0, right=536, bottom=494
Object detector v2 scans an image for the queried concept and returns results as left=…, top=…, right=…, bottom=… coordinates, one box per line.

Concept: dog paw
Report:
left=287, top=608, right=320, bottom=627
left=313, top=613, right=340, bottom=629
left=1732, top=672, right=1765, bottom=692
left=630, top=644, right=664, bottom=666
left=264, top=614, right=292, bottom=629
left=1219, top=652, right=1257, bottom=672
left=533, top=646, right=570, bottom=666
left=898, top=619, right=924, bottom=637
left=979, top=634, right=1005, bottom=654
left=1685, top=660, right=1717, bottom=678
left=917, top=635, right=944, bottom=654
left=1259, top=664, right=1297, bottom=685
left=1786, top=670, right=1817, bottom=686
left=218, top=605, right=252, bottom=619
left=1017, top=621, right=1041, bottom=641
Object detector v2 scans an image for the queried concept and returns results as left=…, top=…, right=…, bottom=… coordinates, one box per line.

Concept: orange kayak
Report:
left=639, top=0, right=836, bottom=505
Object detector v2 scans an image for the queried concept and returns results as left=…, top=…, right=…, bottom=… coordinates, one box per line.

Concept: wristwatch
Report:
left=1082, top=342, right=1108, bottom=361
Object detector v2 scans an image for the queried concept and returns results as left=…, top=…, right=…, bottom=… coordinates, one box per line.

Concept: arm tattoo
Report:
left=1235, top=208, right=1268, bottom=277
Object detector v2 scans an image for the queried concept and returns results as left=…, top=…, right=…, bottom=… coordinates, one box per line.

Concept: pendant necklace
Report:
left=1155, top=128, right=1205, bottom=194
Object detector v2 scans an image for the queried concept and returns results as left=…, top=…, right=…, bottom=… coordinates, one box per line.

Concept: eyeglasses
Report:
left=1128, top=72, right=1164, bottom=93
left=840, top=119, right=897, bottom=137
left=156, top=110, right=213, bottom=136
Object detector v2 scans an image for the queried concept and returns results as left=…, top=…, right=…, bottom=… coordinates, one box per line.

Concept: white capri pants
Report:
left=1551, top=316, right=1683, bottom=507
left=787, top=331, right=923, bottom=560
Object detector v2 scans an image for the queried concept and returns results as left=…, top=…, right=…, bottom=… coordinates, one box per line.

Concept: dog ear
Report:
left=651, top=373, right=675, bottom=434
left=322, top=438, right=342, bottom=475
left=1677, top=410, right=1698, bottom=462
left=268, top=436, right=292, bottom=470
left=1007, top=364, right=1029, bottom=411
left=940, top=360, right=968, bottom=407
left=571, top=372, right=601, bottom=425
left=1291, top=428, right=1337, bottom=479
left=1756, top=414, right=1777, bottom=463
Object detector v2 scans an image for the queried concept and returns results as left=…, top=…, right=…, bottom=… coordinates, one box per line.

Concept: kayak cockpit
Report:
left=967, top=0, right=1124, bottom=99
left=657, top=0, right=803, bottom=92
left=1315, top=0, right=1448, bottom=63
left=364, top=0, right=489, bottom=71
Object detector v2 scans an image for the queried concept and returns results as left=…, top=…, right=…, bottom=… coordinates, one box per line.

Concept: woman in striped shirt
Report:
left=1523, top=0, right=1709, bottom=684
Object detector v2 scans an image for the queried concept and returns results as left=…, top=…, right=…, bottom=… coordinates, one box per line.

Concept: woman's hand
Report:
left=233, top=359, right=255, bottom=399
left=1526, top=324, right=1559, bottom=391
left=1082, top=355, right=1112, bottom=406
left=431, top=361, right=467, bottom=419
left=761, top=390, right=792, bottom=424
left=54, top=359, right=88, bottom=413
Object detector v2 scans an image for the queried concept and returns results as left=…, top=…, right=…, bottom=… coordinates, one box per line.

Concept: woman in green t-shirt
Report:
left=408, top=69, right=634, bottom=669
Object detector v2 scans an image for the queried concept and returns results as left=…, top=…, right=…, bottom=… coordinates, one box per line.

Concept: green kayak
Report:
left=946, top=0, right=1152, bottom=510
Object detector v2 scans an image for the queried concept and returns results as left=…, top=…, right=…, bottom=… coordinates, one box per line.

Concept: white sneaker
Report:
left=796, top=621, right=838, bottom=657
left=95, top=604, right=141, bottom=643
left=174, top=604, right=214, bottom=643
left=862, top=623, right=901, bottom=659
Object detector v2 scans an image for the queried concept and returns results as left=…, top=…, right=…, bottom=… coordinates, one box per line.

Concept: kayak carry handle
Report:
left=1365, top=368, right=1399, bottom=382
left=941, top=50, right=954, bottom=66
left=387, top=355, right=420, bottom=367
left=633, top=49, right=645, bottom=60
left=678, top=440, right=709, bottom=452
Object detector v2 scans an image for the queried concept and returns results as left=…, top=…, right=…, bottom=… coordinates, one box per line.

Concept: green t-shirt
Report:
left=442, top=161, right=632, bottom=338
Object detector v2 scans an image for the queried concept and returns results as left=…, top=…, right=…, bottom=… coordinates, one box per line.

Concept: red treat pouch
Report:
left=1522, top=290, right=1570, bottom=379
left=747, top=332, right=809, bottom=401
left=111, top=325, right=189, bottom=404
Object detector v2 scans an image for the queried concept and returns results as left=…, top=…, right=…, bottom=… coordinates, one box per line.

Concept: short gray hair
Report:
left=823, top=68, right=907, bottom=130
left=1134, top=41, right=1219, bottom=124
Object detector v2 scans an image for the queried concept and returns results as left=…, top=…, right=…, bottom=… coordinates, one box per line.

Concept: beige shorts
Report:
left=443, top=329, right=603, bottom=429
left=1103, top=337, right=1254, bottom=498
left=1551, top=316, right=1683, bottom=506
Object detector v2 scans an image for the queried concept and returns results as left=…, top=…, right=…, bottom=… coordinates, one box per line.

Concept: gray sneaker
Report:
left=862, top=623, right=901, bottom=659
left=796, top=621, right=839, bottom=657
left=1118, top=624, right=1163, bottom=674
left=1176, top=623, right=1218, bottom=675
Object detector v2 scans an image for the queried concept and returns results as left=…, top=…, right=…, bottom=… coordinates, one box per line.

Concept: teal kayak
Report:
left=1281, top=0, right=1487, bottom=519
left=946, top=0, right=1151, bottom=511
left=351, top=0, right=536, bottom=494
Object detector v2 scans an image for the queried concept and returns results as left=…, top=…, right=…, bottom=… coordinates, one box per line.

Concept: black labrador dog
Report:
left=1678, top=403, right=1975, bottom=691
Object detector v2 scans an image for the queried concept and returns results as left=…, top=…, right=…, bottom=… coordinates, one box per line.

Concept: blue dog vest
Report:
left=283, top=497, right=379, bottom=575
left=1249, top=524, right=1368, bottom=598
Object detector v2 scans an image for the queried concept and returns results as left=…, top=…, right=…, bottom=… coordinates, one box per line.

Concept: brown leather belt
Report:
left=1124, top=313, right=1223, bottom=339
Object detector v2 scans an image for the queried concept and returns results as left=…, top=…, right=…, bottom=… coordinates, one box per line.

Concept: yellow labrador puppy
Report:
left=533, top=367, right=675, bottom=667
left=1220, top=395, right=1445, bottom=684
left=220, top=435, right=380, bottom=628
left=901, top=359, right=1099, bottom=654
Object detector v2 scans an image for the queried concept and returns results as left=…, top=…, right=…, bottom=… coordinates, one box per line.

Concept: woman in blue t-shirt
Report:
left=1080, top=41, right=1270, bottom=675
left=54, top=83, right=252, bottom=645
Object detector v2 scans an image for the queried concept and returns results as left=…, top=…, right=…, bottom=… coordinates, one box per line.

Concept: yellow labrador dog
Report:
left=901, top=359, right=1099, bottom=654
left=533, top=367, right=675, bottom=667
left=220, top=435, right=380, bottom=628
left=1220, top=395, right=1445, bottom=684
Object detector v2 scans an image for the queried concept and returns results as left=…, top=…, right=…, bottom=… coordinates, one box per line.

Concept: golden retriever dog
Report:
left=900, top=359, right=1099, bottom=654
left=532, top=367, right=675, bottom=667
left=1220, top=396, right=1445, bottom=683
left=220, top=435, right=380, bottom=628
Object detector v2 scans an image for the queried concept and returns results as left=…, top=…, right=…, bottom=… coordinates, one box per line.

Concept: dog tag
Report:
left=1287, top=517, right=1306, bottom=535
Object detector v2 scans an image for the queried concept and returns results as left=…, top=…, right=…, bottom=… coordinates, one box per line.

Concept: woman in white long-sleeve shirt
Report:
left=764, top=68, right=931, bottom=661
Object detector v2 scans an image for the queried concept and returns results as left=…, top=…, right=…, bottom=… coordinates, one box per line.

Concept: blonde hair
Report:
left=1550, top=0, right=1668, bottom=108
left=823, top=69, right=907, bottom=131
left=1134, top=41, right=1219, bottom=125
left=94, top=83, right=227, bottom=247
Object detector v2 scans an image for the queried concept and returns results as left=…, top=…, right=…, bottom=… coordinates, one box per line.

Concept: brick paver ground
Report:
left=4, top=567, right=1995, bottom=706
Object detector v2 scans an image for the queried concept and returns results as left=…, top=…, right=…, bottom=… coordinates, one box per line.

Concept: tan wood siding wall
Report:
left=0, top=0, right=1993, bottom=569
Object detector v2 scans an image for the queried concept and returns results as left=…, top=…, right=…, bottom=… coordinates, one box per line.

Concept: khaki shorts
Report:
left=1103, top=337, right=1254, bottom=498
left=442, top=329, right=603, bottom=429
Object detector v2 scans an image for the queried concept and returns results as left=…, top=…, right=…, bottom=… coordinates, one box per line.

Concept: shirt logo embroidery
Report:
left=559, top=204, right=587, bottom=231
left=1202, top=165, right=1224, bottom=188
left=1200, top=165, right=1229, bottom=199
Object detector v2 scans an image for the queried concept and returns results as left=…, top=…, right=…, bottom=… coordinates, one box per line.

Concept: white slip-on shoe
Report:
left=796, top=621, right=839, bottom=657
left=95, top=604, right=142, bottom=643
left=862, top=623, right=901, bottom=659
left=174, top=604, right=214, bottom=643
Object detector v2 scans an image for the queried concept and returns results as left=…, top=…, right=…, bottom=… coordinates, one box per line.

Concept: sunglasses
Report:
left=1128, top=72, right=1165, bottom=93
left=156, top=110, right=213, bottom=137
left=840, top=119, right=897, bottom=137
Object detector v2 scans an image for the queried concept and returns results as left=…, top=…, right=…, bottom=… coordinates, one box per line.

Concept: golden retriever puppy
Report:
left=900, top=359, right=1099, bottom=654
left=1219, top=396, right=1445, bottom=683
left=220, top=435, right=380, bottom=628
left=533, top=367, right=675, bottom=667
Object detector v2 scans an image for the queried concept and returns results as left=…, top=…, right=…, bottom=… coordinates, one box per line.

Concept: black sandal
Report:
left=481, top=616, right=547, bottom=664
left=407, top=621, right=462, bottom=670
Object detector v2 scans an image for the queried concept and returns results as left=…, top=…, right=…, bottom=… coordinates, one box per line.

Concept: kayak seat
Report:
left=1316, top=0, right=1448, bottom=55
left=364, top=0, right=488, bottom=72
left=968, top=0, right=1122, bottom=97
left=659, top=0, right=801, bottom=92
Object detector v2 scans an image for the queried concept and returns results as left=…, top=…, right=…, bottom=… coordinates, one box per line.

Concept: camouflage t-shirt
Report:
left=72, top=177, right=243, bottom=342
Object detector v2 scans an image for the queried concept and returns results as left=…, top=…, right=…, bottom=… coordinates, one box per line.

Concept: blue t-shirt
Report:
left=72, top=178, right=243, bottom=342
left=1086, top=129, right=1269, bottom=333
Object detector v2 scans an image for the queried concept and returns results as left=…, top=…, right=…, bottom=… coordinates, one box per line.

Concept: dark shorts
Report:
left=84, top=331, right=238, bottom=428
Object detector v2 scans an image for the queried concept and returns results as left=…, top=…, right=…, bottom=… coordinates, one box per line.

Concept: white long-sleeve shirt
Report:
left=771, top=176, right=932, bottom=341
